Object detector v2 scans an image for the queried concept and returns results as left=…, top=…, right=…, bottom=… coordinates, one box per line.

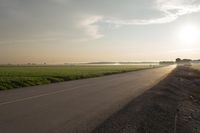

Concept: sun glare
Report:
left=178, top=24, right=200, bottom=46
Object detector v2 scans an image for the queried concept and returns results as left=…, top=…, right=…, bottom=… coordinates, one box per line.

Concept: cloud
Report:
left=102, top=0, right=200, bottom=25
left=158, top=0, right=200, bottom=15
left=80, top=16, right=104, bottom=40
left=1, top=0, right=200, bottom=42
left=78, top=0, right=200, bottom=39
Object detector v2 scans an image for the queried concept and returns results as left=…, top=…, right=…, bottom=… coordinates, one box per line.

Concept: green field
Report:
left=0, top=65, right=158, bottom=90
left=191, top=65, right=200, bottom=70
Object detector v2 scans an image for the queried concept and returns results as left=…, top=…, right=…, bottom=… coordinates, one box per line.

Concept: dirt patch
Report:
left=92, top=66, right=200, bottom=133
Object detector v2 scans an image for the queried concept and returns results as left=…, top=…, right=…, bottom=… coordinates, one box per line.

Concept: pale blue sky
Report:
left=0, top=0, right=200, bottom=64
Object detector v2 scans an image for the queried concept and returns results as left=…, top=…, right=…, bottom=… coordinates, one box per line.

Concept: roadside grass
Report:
left=0, top=65, right=158, bottom=90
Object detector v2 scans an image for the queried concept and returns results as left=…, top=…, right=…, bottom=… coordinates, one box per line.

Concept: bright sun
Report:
left=178, top=24, right=200, bottom=45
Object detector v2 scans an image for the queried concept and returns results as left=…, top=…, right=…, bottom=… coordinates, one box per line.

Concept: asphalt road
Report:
left=0, top=65, right=176, bottom=133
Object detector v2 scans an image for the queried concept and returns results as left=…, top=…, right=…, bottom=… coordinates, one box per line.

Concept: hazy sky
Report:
left=0, top=0, right=200, bottom=64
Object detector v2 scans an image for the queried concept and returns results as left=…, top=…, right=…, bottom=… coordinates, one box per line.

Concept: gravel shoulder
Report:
left=92, top=66, right=200, bottom=133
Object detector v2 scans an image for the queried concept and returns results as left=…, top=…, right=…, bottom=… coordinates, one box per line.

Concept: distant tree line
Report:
left=175, top=58, right=192, bottom=65
left=159, top=58, right=198, bottom=65
left=159, top=61, right=175, bottom=65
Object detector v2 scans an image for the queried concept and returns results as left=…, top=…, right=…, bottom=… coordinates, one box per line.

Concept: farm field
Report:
left=0, top=65, right=158, bottom=90
left=191, top=65, right=200, bottom=70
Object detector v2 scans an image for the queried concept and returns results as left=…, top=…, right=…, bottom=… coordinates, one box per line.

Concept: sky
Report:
left=0, top=0, right=200, bottom=64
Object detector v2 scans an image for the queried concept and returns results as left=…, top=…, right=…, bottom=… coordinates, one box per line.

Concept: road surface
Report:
left=0, top=65, right=176, bottom=133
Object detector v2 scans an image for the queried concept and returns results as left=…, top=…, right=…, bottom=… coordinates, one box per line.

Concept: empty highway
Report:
left=0, top=65, right=176, bottom=133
